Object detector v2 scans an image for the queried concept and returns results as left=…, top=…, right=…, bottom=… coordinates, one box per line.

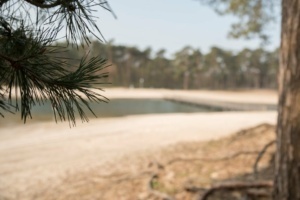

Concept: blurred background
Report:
left=57, top=0, right=280, bottom=90
left=0, top=0, right=280, bottom=200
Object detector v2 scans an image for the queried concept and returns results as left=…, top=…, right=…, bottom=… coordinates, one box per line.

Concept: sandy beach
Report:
left=0, top=88, right=278, bottom=198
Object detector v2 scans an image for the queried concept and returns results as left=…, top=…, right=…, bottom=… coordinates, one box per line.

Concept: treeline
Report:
left=56, top=41, right=279, bottom=90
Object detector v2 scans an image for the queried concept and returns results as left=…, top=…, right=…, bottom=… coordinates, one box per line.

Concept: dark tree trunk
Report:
left=274, top=0, right=300, bottom=199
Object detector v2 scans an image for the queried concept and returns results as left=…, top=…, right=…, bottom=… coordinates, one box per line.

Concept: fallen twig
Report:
left=253, top=140, right=276, bottom=177
left=198, top=181, right=273, bottom=200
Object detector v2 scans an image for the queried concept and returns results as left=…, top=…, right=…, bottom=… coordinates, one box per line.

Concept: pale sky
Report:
left=94, top=0, right=280, bottom=57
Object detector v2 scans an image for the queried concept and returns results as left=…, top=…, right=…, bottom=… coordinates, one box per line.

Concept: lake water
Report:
left=0, top=98, right=223, bottom=125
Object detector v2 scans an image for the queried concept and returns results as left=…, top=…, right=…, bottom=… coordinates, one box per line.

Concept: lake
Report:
left=0, top=98, right=224, bottom=125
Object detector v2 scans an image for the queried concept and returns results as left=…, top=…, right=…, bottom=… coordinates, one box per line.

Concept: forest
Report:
left=58, top=41, right=279, bottom=90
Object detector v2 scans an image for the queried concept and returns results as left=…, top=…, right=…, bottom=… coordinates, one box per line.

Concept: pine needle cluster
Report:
left=0, top=0, right=113, bottom=125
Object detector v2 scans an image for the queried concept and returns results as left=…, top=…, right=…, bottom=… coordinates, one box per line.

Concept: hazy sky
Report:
left=94, top=0, right=280, bottom=57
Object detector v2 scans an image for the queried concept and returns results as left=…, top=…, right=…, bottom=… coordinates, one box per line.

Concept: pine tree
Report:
left=0, top=0, right=114, bottom=126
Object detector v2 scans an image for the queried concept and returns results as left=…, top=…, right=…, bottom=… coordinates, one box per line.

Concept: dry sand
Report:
left=0, top=89, right=278, bottom=198
left=106, top=88, right=277, bottom=104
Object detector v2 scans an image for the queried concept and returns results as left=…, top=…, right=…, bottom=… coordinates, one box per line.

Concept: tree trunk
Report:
left=274, top=0, right=300, bottom=199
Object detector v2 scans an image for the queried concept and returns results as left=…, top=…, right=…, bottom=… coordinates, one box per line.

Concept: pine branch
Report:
left=0, top=92, right=13, bottom=117
left=0, top=18, right=110, bottom=125
left=24, top=0, right=62, bottom=9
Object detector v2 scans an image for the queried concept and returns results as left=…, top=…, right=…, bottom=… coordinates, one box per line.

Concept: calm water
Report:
left=0, top=98, right=222, bottom=125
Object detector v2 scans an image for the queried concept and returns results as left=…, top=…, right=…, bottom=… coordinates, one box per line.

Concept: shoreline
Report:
left=0, top=89, right=278, bottom=198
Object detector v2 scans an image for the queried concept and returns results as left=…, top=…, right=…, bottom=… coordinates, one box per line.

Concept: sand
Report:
left=0, top=88, right=278, bottom=198
left=106, top=88, right=277, bottom=104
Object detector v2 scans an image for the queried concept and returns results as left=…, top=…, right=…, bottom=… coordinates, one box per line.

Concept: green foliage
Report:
left=67, top=40, right=278, bottom=90
left=198, top=0, right=280, bottom=43
left=0, top=0, right=113, bottom=125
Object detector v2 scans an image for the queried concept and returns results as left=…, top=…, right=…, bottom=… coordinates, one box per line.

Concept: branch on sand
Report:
left=253, top=140, right=276, bottom=177
left=95, top=137, right=275, bottom=200
left=198, top=181, right=273, bottom=200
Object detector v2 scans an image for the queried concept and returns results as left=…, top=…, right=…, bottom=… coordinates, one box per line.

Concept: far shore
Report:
left=4, top=87, right=278, bottom=104
left=105, top=88, right=277, bottom=104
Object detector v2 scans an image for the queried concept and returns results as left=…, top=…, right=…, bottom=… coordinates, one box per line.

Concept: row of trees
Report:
left=60, top=41, right=279, bottom=90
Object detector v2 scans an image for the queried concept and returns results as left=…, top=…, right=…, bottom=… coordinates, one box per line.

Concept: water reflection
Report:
left=0, top=98, right=222, bottom=126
